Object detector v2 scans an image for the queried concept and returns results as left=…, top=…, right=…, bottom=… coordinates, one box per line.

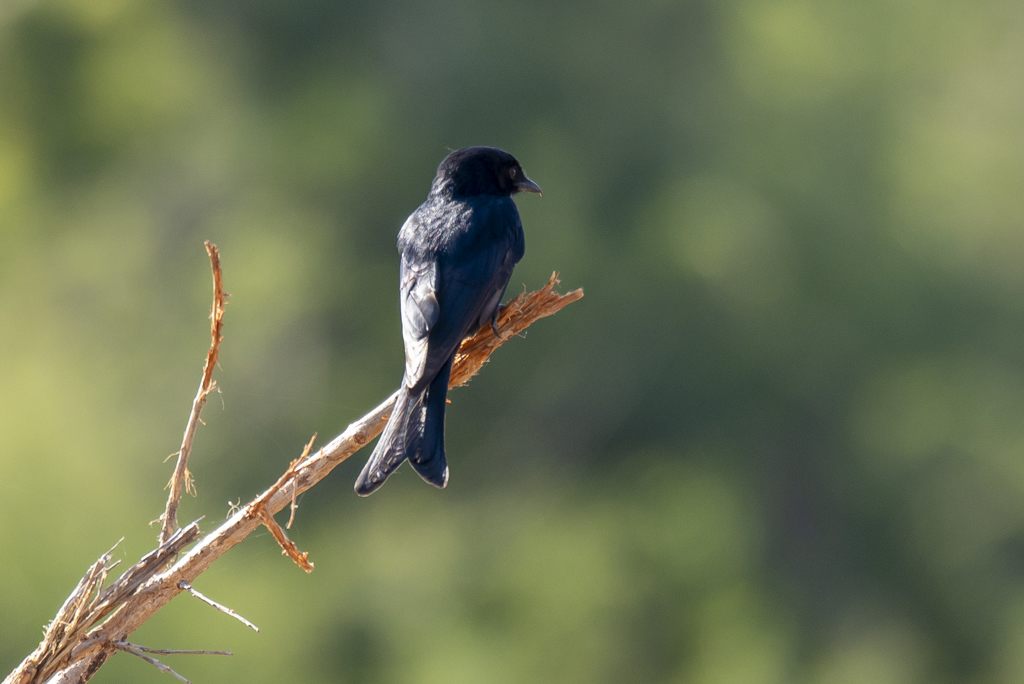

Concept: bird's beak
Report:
left=515, top=175, right=543, bottom=196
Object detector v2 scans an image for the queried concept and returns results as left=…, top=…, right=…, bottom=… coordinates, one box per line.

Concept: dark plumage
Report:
left=355, top=146, right=541, bottom=496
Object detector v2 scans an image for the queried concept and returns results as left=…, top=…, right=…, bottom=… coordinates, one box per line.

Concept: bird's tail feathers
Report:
left=408, top=360, right=451, bottom=489
left=355, top=388, right=423, bottom=496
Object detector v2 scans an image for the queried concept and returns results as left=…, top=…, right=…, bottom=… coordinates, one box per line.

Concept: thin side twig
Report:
left=260, top=510, right=315, bottom=573
left=286, top=480, right=299, bottom=530
left=159, top=241, right=227, bottom=544
left=113, top=642, right=190, bottom=684
left=287, top=437, right=316, bottom=530
left=116, top=643, right=231, bottom=657
left=177, top=582, right=260, bottom=633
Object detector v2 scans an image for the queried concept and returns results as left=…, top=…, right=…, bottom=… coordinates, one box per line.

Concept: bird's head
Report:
left=432, top=146, right=542, bottom=199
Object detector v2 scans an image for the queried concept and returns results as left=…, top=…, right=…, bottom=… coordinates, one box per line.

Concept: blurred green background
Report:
left=2, top=1, right=1024, bottom=682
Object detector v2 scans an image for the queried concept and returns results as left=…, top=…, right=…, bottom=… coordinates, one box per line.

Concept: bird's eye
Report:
left=508, top=167, right=518, bottom=179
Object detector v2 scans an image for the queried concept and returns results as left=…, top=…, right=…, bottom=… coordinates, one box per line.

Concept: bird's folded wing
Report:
left=401, top=257, right=440, bottom=386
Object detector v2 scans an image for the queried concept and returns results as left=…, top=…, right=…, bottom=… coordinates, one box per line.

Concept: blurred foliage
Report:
left=2, top=0, right=1024, bottom=682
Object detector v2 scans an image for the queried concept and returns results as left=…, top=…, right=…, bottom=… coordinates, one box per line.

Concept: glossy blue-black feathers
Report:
left=355, top=147, right=538, bottom=496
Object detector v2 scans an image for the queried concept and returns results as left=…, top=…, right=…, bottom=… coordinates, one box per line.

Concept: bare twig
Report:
left=260, top=510, right=315, bottom=573
left=286, top=480, right=299, bottom=530
left=111, top=641, right=232, bottom=684
left=159, top=241, right=227, bottom=544
left=114, top=644, right=232, bottom=657
left=177, top=582, right=260, bottom=633
left=113, top=642, right=190, bottom=684
left=286, top=436, right=316, bottom=530
left=4, top=271, right=582, bottom=684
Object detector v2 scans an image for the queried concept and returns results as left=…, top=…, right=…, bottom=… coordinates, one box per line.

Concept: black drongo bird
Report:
left=354, top=146, right=541, bottom=496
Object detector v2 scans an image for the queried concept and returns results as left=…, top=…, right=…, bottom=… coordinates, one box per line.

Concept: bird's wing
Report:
left=400, top=253, right=440, bottom=387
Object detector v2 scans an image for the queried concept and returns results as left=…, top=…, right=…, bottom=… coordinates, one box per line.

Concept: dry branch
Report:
left=159, top=241, right=227, bottom=544
left=4, top=269, right=582, bottom=684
